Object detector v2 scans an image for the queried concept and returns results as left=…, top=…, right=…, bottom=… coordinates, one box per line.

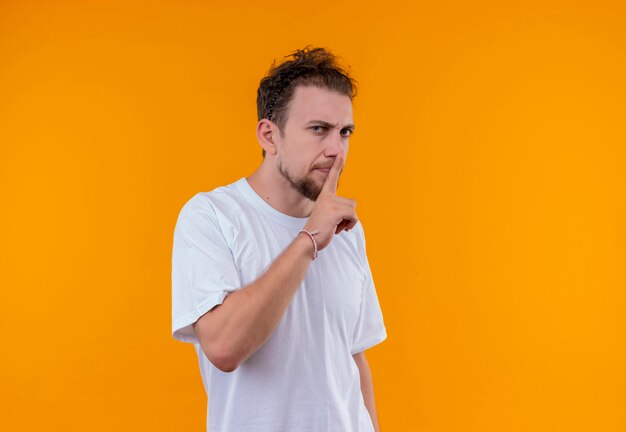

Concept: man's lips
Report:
left=314, top=164, right=333, bottom=172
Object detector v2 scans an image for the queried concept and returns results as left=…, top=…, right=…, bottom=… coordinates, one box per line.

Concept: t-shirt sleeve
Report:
left=171, top=195, right=242, bottom=344
left=351, top=222, right=388, bottom=355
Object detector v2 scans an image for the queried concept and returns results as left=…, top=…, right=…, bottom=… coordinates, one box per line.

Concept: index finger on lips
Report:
left=320, top=153, right=344, bottom=196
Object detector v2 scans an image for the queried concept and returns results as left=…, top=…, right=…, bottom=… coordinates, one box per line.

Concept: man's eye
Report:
left=341, top=129, right=353, bottom=137
left=311, top=126, right=326, bottom=133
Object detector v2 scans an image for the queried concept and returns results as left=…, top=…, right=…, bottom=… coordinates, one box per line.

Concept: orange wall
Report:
left=1, top=1, right=625, bottom=431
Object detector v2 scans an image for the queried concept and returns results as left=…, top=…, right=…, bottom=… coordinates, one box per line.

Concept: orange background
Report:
left=1, top=1, right=625, bottom=431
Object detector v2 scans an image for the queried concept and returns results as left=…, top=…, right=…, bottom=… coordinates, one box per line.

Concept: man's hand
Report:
left=303, top=153, right=358, bottom=251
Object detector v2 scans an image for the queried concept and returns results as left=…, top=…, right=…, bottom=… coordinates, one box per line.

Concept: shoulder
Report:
left=174, top=179, right=255, bottom=249
left=176, top=179, right=246, bottom=223
left=172, top=181, right=239, bottom=240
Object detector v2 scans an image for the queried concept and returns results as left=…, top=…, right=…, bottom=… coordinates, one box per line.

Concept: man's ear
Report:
left=256, top=119, right=279, bottom=156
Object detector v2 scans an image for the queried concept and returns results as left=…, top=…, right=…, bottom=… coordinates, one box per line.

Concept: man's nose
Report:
left=324, top=130, right=345, bottom=157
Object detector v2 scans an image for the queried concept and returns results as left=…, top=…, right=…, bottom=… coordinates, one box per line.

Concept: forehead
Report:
left=287, top=85, right=353, bottom=125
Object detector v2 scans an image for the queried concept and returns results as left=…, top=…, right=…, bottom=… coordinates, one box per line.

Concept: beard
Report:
left=278, top=159, right=323, bottom=201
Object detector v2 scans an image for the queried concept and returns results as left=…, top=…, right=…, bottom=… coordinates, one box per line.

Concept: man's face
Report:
left=275, top=85, right=354, bottom=201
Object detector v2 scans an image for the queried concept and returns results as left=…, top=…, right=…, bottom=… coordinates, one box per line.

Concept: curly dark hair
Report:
left=256, top=46, right=358, bottom=158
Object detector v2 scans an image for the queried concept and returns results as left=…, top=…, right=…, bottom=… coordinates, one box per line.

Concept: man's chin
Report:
left=307, top=177, right=324, bottom=199
left=298, top=177, right=322, bottom=201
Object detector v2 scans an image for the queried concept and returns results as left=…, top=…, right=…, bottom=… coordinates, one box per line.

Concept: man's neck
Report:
left=246, top=162, right=315, bottom=218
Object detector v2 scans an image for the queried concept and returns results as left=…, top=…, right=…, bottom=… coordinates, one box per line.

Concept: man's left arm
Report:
left=353, top=351, right=381, bottom=432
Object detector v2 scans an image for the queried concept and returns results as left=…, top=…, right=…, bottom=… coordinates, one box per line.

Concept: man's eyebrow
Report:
left=305, top=120, right=355, bottom=130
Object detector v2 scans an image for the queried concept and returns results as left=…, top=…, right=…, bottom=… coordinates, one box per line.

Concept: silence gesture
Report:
left=302, top=154, right=359, bottom=252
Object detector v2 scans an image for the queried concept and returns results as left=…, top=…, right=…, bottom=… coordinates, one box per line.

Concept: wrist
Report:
left=297, top=229, right=319, bottom=260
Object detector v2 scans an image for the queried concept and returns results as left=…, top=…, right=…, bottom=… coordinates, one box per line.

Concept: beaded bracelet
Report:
left=298, top=229, right=320, bottom=260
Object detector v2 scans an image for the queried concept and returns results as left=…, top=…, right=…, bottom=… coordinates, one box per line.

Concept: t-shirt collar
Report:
left=234, top=177, right=309, bottom=230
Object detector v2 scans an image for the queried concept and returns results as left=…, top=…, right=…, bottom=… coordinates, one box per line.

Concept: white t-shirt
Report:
left=171, top=177, right=387, bottom=432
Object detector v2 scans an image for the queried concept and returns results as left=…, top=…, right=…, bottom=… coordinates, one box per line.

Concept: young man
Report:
left=172, top=46, right=387, bottom=432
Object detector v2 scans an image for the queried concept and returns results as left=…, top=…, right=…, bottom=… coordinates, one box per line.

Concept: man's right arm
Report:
left=192, top=232, right=314, bottom=373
